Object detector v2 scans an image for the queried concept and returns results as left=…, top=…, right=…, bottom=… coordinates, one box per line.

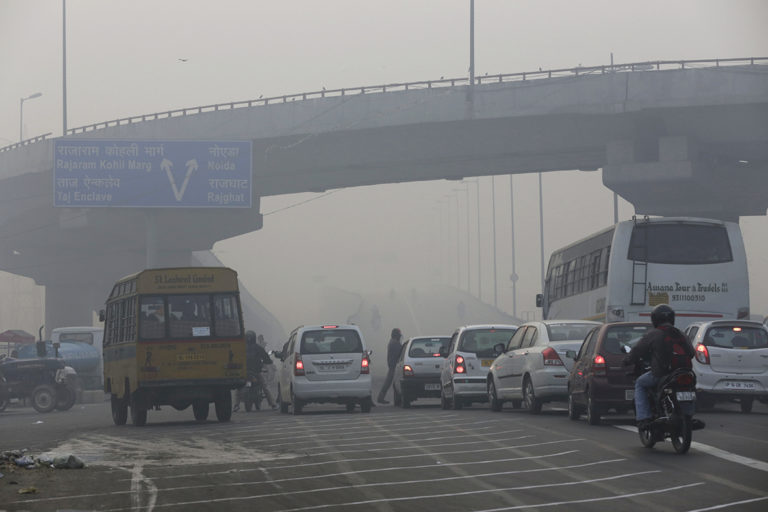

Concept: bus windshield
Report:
left=139, top=293, right=242, bottom=339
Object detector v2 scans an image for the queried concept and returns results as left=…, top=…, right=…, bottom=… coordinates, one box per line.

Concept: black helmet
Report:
left=245, top=330, right=257, bottom=345
left=650, top=304, right=675, bottom=328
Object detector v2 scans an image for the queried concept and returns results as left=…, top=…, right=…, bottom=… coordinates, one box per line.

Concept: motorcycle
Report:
left=243, top=371, right=267, bottom=412
left=633, top=365, right=704, bottom=454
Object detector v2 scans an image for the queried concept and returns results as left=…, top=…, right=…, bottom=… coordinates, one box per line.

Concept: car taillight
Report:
left=454, top=355, right=466, bottom=374
left=294, top=354, right=305, bottom=376
left=361, top=356, right=370, bottom=374
left=403, top=364, right=413, bottom=376
left=676, top=373, right=694, bottom=386
left=593, top=354, right=606, bottom=374
left=695, top=344, right=710, bottom=364
left=542, top=347, right=564, bottom=366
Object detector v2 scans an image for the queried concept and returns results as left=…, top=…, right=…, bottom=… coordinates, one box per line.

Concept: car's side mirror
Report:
left=566, top=350, right=577, bottom=360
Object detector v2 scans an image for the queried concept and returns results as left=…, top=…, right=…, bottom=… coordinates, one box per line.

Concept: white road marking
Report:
left=687, top=496, right=768, bottom=511
left=305, top=434, right=533, bottom=457
left=614, top=425, right=768, bottom=472
left=130, top=463, right=158, bottom=512
left=138, top=470, right=664, bottom=511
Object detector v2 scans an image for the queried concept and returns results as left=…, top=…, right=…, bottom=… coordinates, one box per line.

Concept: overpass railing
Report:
left=0, top=133, right=53, bottom=154
left=2, top=57, right=765, bottom=150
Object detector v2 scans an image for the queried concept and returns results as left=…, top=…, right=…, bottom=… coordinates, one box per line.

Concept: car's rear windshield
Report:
left=602, top=325, right=652, bottom=354
left=546, top=323, right=595, bottom=342
left=409, top=337, right=450, bottom=358
left=459, top=328, right=517, bottom=357
left=300, top=329, right=363, bottom=354
left=703, top=326, right=768, bottom=350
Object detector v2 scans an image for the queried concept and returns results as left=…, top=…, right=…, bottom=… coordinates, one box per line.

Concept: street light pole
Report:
left=63, top=0, right=68, bottom=136
left=463, top=178, right=481, bottom=300
left=19, top=92, right=43, bottom=142
left=509, top=175, right=518, bottom=318
left=491, top=176, right=498, bottom=308
left=538, top=173, right=546, bottom=306
left=453, top=185, right=471, bottom=293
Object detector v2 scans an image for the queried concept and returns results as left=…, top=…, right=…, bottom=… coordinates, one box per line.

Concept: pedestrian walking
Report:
left=377, top=328, right=403, bottom=404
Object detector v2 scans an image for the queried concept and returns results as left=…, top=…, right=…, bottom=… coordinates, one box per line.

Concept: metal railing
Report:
left=0, top=133, right=53, bottom=153
left=2, top=57, right=765, bottom=152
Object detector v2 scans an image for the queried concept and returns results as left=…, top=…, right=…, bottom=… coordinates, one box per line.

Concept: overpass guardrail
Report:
left=2, top=57, right=766, bottom=153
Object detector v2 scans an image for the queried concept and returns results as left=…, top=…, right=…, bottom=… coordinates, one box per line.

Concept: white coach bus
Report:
left=536, top=217, right=749, bottom=330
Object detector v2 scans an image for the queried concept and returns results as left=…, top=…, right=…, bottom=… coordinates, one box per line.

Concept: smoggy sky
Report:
left=1, top=0, right=767, bottom=332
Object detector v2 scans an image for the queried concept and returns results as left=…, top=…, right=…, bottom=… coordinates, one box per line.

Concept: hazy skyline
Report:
left=1, top=0, right=767, bottom=335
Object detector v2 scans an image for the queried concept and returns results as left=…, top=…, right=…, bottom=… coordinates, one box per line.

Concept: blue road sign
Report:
left=53, top=139, right=252, bottom=208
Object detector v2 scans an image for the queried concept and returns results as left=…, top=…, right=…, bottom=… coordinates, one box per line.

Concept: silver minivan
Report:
left=273, top=324, right=373, bottom=414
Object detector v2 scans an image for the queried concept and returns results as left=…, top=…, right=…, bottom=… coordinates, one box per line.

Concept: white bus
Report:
left=537, top=217, right=749, bottom=330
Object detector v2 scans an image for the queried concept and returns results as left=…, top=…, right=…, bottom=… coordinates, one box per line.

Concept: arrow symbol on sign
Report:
left=161, top=158, right=198, bottom=202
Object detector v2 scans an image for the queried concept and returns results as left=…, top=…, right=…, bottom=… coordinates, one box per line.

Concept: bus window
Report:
left=214, top=294, right=242, bottom=337
left=628, top=223, right=732, bottom=264
left=168, top=295, right=211, bottom=338
left=140, top=296, right=166, bottom=339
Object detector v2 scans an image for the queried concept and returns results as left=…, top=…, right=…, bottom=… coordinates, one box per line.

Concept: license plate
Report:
left=625, top=389, right=634, bottom=401
left=724, top=381, right=756, bottom=390
left=481, top=359, right=494, bottom=367
left=676, top=391, right=695, bottom=401
left=424, top=383, right=440, bottom=391
left=319, top=364, right=346, bottom=371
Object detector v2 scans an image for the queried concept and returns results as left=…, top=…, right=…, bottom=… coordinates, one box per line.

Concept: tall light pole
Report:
left=509, top=175, right=518, bottom=318
left=19, top=92, right=43, bottom=142
left=63, top=0, right=68, bottom=136
left=538, top=173, right=546, bottom=305
left=491, top=176, right=498, bottom=308
left=453, top=185, right=471, bottom=293
left=445, top=195, right=461, bottom=288
left=463, top=178, right=481, bottom=300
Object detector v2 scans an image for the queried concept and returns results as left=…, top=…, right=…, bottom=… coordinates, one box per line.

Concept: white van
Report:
left=273, top=324, right=373, bottom=414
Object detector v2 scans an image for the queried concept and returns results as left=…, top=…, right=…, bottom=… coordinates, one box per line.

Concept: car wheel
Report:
left=278, top=386, right=289, bottom=414
left=740, top=397, right=754, bottom=414
left=214, top=390, right=232, bottom=422
left=31, top=384, right=57, bottom=413
left=0, top=397, right=8, bottom=412
left=511, top=399, right=522, bottom=409
left=586, top=394, right=601, bottom=425
left=488, top=381, right=502, bottom=412
left=393, top=388, right=402, bottom=407
left=111, top=394, right=128, bottom=425
left=452, top=395, right=463, bottom=410
left=55, top=385, right=77, bottom=411
left=696, top=393, right=715, bottom=412
left=346, top=402, right=356, bottom=413
left=440, top=387, right=451, bottom=410
left=568, top=393, right=581, bottom=420
left=292, top=389, right=303, bottom=415
left=193, top=399, right=209, bottom=421
left=402, top=391, right=411, bottom=409
left=130, top=393, right=147, bottom=426
left=523, top=377, right=542, bottom=414
left=360, top=398, right=372, bottom=413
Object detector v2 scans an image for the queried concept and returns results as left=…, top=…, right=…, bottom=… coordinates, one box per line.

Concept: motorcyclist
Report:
left=624, top=304, right=695, bottom=429
left=234, top=331, right=277, bottom=411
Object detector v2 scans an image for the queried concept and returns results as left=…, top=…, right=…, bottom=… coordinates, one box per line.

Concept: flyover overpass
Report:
left=1, top=58, right=766, bottom=332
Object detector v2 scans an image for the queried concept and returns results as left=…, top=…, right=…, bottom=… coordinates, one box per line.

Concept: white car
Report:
left=487, top=320, right=599, bottom=413
left=273, top=324, right=373, bottom=414
left=683, top=320, right=768, bottom=413
left=440, top=325, right=518, bottom=409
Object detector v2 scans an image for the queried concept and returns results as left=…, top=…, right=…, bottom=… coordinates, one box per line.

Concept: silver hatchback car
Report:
left=683, top=320, right=768, bottom=413
left=393, top=336, right=450, bottom=408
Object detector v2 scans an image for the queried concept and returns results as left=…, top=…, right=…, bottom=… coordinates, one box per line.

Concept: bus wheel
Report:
left=215, top=391, right=232, bottom=422
left=193, top=399, right=209, bottom=421
left=111, top=395, right=128, bottom=425
left=130, top=394, right=147, bottom=427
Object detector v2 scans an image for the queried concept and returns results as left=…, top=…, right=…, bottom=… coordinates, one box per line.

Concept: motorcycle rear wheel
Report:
left=671, top=415, right=693, bottom=454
